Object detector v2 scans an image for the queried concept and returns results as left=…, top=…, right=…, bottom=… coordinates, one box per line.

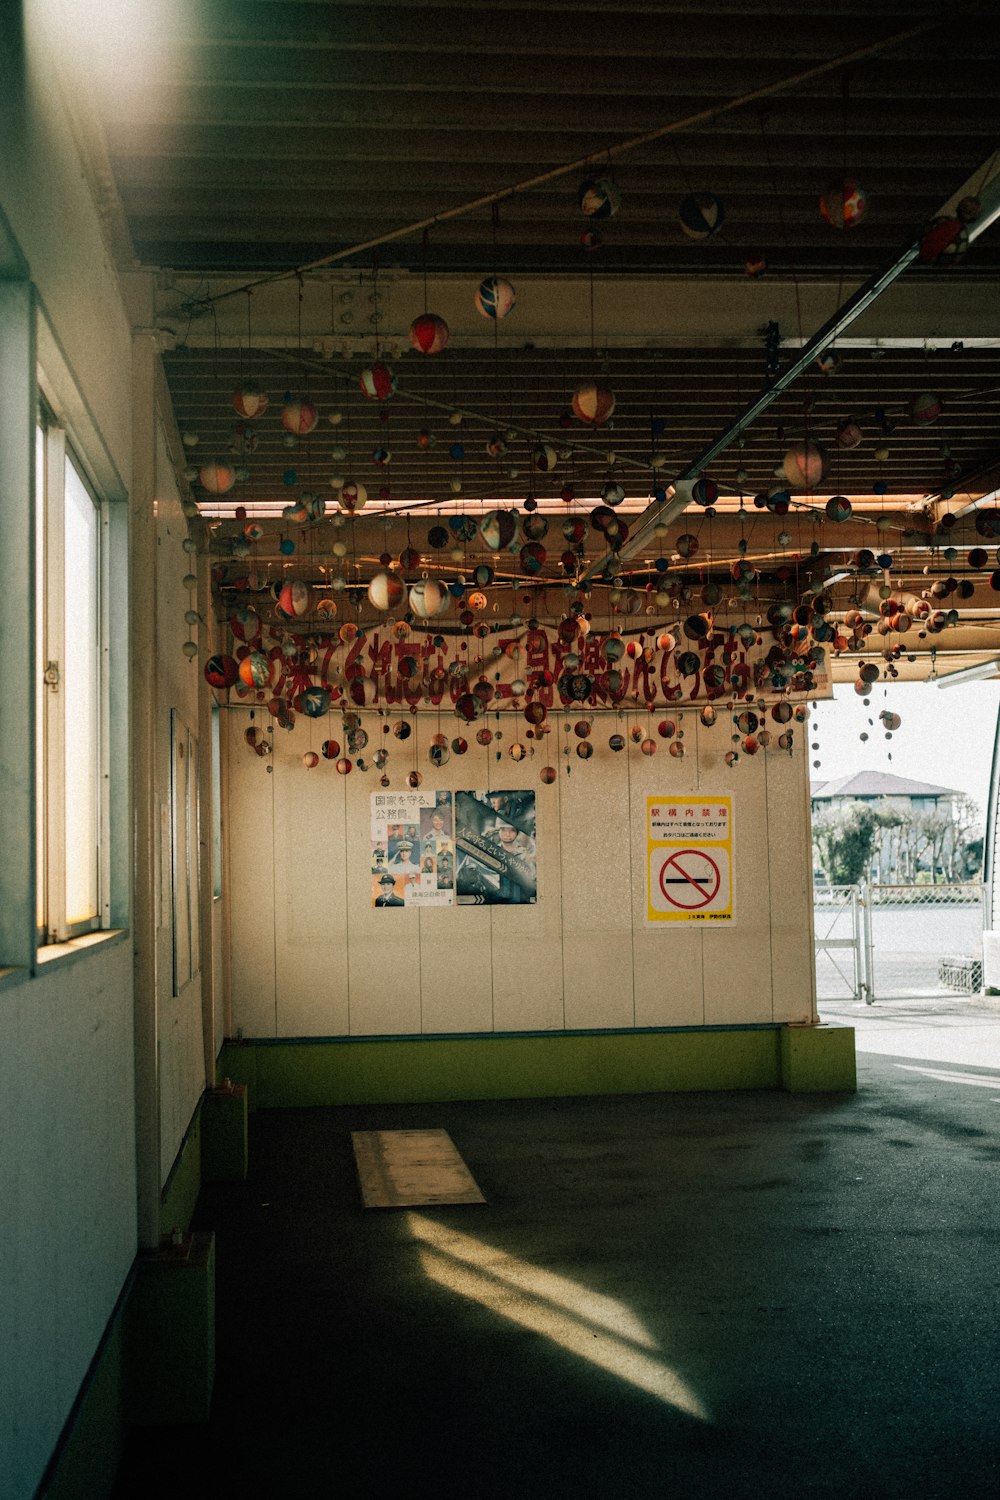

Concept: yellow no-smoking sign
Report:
left=647, top=795, right=734, bottom=924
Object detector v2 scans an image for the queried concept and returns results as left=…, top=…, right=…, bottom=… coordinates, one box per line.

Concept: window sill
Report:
left=35, top=928, right=128, bottom=970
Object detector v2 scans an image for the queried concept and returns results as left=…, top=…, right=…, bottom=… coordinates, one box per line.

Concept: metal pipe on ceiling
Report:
left=582, top=149, right=1000, bottom=581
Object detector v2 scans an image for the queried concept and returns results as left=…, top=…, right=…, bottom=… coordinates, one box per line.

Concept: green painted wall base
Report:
left=37, top=1306, right=127, bottom=1500
left=218, top=1022, right=857, bottom=1110
left=159, top=1108, right=202, bottom=1239
left=126, top=1231, right=216, bottom=1427
left=201, top=1082, right=249, bottom=1181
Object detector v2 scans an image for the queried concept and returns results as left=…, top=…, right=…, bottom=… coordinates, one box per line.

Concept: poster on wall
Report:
left=371, top=789, right=456, bottom=908
left=371, top=789, right=537, bottom=907
left=455, top=790, right=537, bottom=905
left=646, top=794, right=733, bottom=925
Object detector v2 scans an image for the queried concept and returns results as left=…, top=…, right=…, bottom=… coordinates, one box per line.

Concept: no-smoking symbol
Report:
left=658, top=848, right=721, bottom=909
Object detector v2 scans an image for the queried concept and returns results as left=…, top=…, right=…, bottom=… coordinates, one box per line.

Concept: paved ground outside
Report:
left=821, top=991, right=1000, bottom=1071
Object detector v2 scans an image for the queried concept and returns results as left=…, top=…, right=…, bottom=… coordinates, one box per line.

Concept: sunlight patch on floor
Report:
left=408, top=1214, right=708, bottom=1420
left=896, top=1063, right=1000, bottom=1090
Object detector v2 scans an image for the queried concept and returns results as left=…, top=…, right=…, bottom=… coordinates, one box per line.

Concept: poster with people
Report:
left=455, top=790, right=537, bottom=905
left=371, top=789, right=537, bottom=907
left=371, top=789, right=455, bottom=908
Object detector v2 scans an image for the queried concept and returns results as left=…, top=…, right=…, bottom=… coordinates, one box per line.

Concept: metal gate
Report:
left=815, top=882, right=986, bottom=1004
left=814, top=885, right=867, bottom=1002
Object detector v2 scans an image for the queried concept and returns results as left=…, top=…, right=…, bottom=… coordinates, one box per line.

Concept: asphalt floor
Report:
left=115, top=998, right=1000, bottom=1499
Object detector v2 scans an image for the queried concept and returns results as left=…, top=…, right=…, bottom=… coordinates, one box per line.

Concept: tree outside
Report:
left=812, top=795, right=984, bottom=885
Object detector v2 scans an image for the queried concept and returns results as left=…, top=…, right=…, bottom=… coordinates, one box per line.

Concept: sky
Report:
left=807, top=679, right=1000, bottom=825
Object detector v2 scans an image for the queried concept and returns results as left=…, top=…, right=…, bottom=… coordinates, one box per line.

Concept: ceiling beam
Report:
left=586, top=149, right=1000, bottom=576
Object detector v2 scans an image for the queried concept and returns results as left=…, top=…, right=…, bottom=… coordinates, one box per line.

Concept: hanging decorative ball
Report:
left=279, top=537, right=296, bottom=557
left=691, top=477, right=719, bottom=508
left=199, top=461, right=236, bottom=494
left=820, top=180, right=867, bottom=229
left=372, top=446, right=391, bottom=467
left=486, top=432, right=508, bottom=458
left=359, top=362, right=397, bottom=401
left=782, top=440, right=828, bottom=489
left=909, top=391, right=942, bottom=424
left=416, top=429, right=436, bottom=451
left=880, top=710, right=902, bottom=731
left=339, top=480, right=368, bottom=513
left=480, top=510, right=519, bottom=551
left=238, top=651, right=272, bottom=690
left=745, top=252, right=767, bottom=278
left=669, top=740, right=685, bottom=759
left=520, top=541, right=547, bottom=575
left=679, top=192, right=726, bottom=239
left=578, top=176, right=620, bottom=218
left=575, top=741, right=593, bottom=760
left=675, top=532, right=699, bottom=560
left=334, top=757, right=353, bottom=775
left=280, top=396, right=319, bottom=435
left=367, top=570, right=405, bottom=611
left=580, top=229, right=603, bottom=250
left=571, top=381, right=616, bottom=427
left=601, top=481, right=626, bottom=508
left=608, top=733, right=625, bottom=752
left=825, top=494, right=853, bottom=523
left=320, top=739, right=340, bottom=760
left=204, top=654, right=238, bottom=689
left=232, top=382, right=269, bottom=420
left=300, top=686, right=330, bottom=718
left=276, top=580, right=310, bottom=619
left=836, top=418, right=862, bottom=449
left=474, top=276, right=516, bottom=320
left=919, top=217, right=969, bottom=264
left=533, top=444, right=558, bottom=473
left=409, top=578, right=450, bottom=617
left=409, top=312, right=450, bottom=355
left=640, top=737, right=657, bottom=756
left=427, top=525, right=450, bottom=549
left=814, top=348, right=842, bottom=377
left=243, top=521, right=264, bottom=542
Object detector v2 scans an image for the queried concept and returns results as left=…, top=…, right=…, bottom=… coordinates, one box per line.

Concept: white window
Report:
left=35, top=403, right=109, bottom=943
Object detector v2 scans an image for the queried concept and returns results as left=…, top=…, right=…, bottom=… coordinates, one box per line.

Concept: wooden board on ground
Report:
left=351, top=1129, right=486, bottom=1209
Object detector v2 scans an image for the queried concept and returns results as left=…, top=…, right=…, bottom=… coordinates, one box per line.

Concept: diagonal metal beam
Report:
left=583, top=148, right=1000, bottom=581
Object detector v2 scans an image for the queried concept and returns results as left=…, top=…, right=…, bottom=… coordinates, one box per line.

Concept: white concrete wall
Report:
left=0, top=19, right=213, bottom=1494
left=154, top=422, right=209, bottom=1183
left=0, top=943, right=136, bottom=1500
left=226, top=709, right=816, bottom=1037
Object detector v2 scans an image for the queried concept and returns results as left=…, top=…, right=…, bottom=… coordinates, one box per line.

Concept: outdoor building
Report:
left=810, top=769, right=980, bottom=883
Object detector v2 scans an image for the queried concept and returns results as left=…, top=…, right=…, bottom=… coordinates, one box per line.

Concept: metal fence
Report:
left=814, top=881, right=986, bottom=1003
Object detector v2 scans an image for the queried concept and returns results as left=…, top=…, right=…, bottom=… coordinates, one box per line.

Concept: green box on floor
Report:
left=780, top=1023, right=857, bottom=1093
left=201, top=1082, right=248, bottom=1181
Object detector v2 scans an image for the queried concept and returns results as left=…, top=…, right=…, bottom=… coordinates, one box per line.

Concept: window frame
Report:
left=35, top=398, right=111, bottom=945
